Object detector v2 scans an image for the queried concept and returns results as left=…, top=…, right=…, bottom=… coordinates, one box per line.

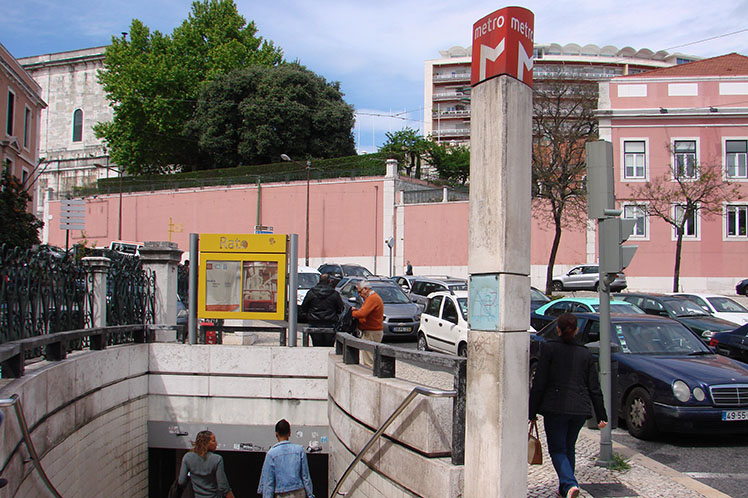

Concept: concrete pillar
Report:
left=383, top=159, right=398, bottom=274
left=465, top=75, right=533, bottom=497
left=139, top=241, right=183, bottom=325
left=82, top=256, right=111, bottom=327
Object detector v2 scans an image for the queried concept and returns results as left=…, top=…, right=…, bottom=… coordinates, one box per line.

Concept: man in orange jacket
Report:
left=351, top=281, right=384, bottom=368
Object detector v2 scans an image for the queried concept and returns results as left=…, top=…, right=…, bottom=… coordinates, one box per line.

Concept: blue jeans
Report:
left=543, top=414, right=587, bottom=496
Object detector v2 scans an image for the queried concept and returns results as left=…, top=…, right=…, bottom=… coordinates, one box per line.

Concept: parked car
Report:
left=530, top=287, right=551, bottom=313
left=551, top=264, right=627, bottom=292
left=317, top=263, right=373, bottom=287
left=614, top=293, right=737, bottom=342
left=296, top=266, right=321, bottom=306
left=530, top=297, right=643, bottom=331
left=336, top=277, right=421, bottom=342
left=673, top=293, right=748, bottom=326
left=710, top=325, right=748, bottom=364
left=417, top=291, right=469, bottom=356
left=736, top=279, right=748, bottom=296
left=391, top=275, right=418, bottom=294
left=531, top=313, right=748, bottom=439
left=409, top=277, right=468, bottom=309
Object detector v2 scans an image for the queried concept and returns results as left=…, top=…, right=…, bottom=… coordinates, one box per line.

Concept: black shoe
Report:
left=0, top=477, right=8, bottom=488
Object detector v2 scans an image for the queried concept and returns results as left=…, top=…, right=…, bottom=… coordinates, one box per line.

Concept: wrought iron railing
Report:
left=0, top=245, right=156, bottom=356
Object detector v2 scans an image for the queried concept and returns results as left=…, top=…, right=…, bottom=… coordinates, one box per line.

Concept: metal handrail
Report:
left=0, top=395, right=63, bottom=497
left=330, top=386, right=456, bottom=498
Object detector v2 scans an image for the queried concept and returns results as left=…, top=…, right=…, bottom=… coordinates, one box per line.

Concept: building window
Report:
left=72, top=109, right=83, bottom=142
left=673, top=204, right=699, bottom=238
left=673, top=140, right=697, bottom=179
left=726, top=204, right=748, bottom=238
left=23, top=107, right=31, bottom=149
left=623, top=204, right=647, bottom=238
left=6, top=91, right=15, bottom=136
left=623, top=140, right=646, bottom=179
left=726, top=140, right=748, bottom=179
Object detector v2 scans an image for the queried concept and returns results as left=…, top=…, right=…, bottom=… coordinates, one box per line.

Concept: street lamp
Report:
left=94, top=159, right=124, bottom=240
left=281, top=154, right=311, bottom=266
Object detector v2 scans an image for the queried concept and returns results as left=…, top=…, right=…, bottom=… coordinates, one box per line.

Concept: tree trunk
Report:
left=545, top=218, right=563, bottom=295
left=673, top=229, right=684, bottom=292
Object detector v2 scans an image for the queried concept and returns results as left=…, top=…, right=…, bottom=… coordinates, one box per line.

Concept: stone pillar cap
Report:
left=139, top=241, right=183, bottom=263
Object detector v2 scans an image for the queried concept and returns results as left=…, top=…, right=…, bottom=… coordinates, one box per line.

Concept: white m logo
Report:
left=517, top=43, right=533, bottom=80
left=479, top=39, right=505, bottom=81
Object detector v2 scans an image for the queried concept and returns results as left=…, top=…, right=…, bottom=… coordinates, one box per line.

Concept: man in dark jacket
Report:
left=300, top=274, right=344, bottom=346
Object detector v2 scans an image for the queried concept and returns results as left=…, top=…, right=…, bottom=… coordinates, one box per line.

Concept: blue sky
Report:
left=3, top=0, right=748, bottom=153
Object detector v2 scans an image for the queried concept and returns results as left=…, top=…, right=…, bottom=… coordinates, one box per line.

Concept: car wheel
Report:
left=417, top=332, right=429, bottom=352
left=593, top=282, right=599, bottom=291
left=551, top=281, right=563, bottom=292
left=625, top=387, right=657, bottom=439
left=457, top=343, right=467, bottom=357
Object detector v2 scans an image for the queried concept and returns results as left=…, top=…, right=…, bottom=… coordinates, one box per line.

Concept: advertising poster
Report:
left=205, top=260, right=242, bottom=311
left=242, top=261, right=278, bottom=312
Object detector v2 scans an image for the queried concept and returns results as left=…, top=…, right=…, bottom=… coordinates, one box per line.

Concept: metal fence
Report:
left=0, top=245, right=156, bottom=355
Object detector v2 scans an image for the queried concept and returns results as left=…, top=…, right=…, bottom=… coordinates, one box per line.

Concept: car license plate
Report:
left=392, top=326, right=411, bottom=333
left=722, top=410, right=748, bottom=421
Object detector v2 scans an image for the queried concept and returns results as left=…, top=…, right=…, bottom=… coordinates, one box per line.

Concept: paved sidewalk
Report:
left=528, top=422, right=730, bottom=498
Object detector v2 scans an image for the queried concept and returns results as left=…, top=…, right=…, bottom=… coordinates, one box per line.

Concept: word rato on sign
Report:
left=471, top=6, right=534, bottom=87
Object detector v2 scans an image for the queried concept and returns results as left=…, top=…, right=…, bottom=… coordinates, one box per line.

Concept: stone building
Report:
left=18, top=46, right=116, bottom=242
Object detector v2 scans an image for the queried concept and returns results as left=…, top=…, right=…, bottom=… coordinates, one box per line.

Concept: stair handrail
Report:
left=330, top=385, right=456, bottom=497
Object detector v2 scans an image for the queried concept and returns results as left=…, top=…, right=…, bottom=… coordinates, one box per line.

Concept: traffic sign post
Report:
left=59, top=199, right=86, bottom=252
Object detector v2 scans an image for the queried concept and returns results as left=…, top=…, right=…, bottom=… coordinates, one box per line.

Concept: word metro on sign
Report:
left=471, top=6, right=534, bottom=87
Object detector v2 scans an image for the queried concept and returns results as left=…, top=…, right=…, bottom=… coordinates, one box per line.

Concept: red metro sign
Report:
left=471, top=6, right=534, bottom=88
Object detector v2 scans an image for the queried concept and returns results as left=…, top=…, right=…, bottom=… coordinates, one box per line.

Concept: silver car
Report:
left=551, top=264, right=627, bottom=292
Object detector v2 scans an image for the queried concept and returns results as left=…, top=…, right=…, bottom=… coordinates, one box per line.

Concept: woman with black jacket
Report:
left=529, top=313, right=608, bottom=498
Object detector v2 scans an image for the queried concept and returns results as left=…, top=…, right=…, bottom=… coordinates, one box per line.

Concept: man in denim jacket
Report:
left=258, top=419, right=314, bottom=498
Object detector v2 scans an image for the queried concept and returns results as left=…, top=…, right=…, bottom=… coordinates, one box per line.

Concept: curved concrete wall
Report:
left=328, top=354, right=463, bottom=497
left=0, top=343, right=330, bottom=498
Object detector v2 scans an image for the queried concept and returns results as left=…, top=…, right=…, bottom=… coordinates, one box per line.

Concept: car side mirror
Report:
left=348, top=296, right=357, bottom=304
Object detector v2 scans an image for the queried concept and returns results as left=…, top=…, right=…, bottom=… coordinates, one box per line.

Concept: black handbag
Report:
left=334, top=306, right=358, bottom=333
left=167, top=476, right=195, bottom=498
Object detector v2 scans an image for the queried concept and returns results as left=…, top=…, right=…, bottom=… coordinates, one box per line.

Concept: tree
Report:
left=379, top=128, right=430, bottom=178
left=0, top=170, right=43, bottom=249
left=95, top=0, right=283, bottom=174
left=425, top=141, right=470, bottom=185
left=531, top=79, right=598, bottom=295
left=627, top=160, right=741, bottom=292
left=186, top=63, right=356, bottom=167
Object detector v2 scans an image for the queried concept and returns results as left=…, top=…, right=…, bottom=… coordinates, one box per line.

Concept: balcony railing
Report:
left=434, top=109, right=471, bottom=118
left=433, top=93, right=470, bottom=102
left=433, top=73, right=471, bottom=82
left=433, top=128, right=471, bottom=138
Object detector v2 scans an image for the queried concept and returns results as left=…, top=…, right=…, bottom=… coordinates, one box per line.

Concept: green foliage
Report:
left=426, top=141, right=470, bottom=185
left=186, top=63, right=356, bottom=167
left=0, top=170, right=43, bottom=249
left=379, top=128, right=430, bottom=178
left=95, top=0, right=283, bottom=175
left=89, top=153, right=387, bottom=194
left=608, top=452, right=631, bottom=472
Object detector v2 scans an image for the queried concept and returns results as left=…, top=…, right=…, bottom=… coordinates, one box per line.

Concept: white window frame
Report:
left=671, top=137, right=700, bottom=181
left=723, top=137, right=748, bottom=181
left=622, top=203, right=649, bottom=240
left=621, top=138, right=649, bottom=181
left=672, top=203, right=700, bottom=241
left=724, top=202, right=748, bottom=240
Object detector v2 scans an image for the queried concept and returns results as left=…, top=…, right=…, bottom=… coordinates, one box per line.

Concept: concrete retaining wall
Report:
left=328, top=354, right=464, bottom=497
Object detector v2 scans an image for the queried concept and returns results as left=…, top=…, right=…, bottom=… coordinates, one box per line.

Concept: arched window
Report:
left=72, top=109, right=83, bottom=142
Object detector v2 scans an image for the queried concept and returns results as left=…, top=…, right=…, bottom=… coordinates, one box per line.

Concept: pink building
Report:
left=598, top=53, right=748, bottom=292
left=0, top=42, right=46, bottom=210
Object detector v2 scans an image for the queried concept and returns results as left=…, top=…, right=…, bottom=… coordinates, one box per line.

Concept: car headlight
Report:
left=693, top=387, right=706, bottom=401
left=672, top=380, right=691, bottom=402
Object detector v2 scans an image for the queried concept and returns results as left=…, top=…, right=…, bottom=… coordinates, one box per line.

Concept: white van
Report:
left=296, top=266, right=321, bottom=305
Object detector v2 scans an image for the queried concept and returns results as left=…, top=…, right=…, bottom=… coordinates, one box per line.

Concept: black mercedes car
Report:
left=531, top=313, right=748, bottom=439
left=613, top=293, right=737, bottom=343
left=710, top=324, right=748, bottom=364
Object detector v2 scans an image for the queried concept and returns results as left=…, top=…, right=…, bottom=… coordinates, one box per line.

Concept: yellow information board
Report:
left=198, top=234, right=287, bottom=320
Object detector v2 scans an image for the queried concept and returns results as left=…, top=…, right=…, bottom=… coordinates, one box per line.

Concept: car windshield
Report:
left=590, top=303, right=644, bottom=314
left=298, top=273, right=320, bottom=289
left=373, top=285, right=410, bottom=304
left=343, top=265, right=372, bottom=277
left=457, top=297, right=468, bottom=319
left=531, top=288, right=550, bottom=302
left=448, top=282, right=468, bottom=291
left=664, top=299, right=710, bottom=317
left=708, top=297, right=748, bottom=313
left=612, top=321, right=710, bottom=355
